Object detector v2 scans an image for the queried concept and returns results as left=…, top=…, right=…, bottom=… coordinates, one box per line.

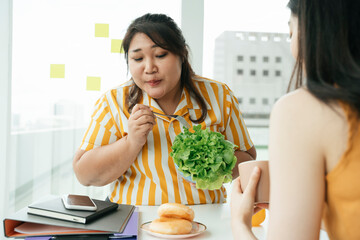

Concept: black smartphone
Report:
left=62, top=194, right=97, bottom=211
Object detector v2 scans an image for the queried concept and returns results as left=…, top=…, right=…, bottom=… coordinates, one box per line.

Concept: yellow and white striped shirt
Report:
left=80, top=76, right=253, bottom=205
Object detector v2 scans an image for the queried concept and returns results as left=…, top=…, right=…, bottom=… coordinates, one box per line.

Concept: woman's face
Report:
left=289, top=13, right=299, bottom=59
left=128, top=33, right=182, bottom=102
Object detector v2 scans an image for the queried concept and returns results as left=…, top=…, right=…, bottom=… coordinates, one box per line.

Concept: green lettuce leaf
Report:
left=170, top=125, right=238, bottom=190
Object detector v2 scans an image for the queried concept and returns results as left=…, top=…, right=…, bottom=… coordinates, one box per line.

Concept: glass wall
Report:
left=2, top=0, right=293, bottom=234
left=203, top=0, right=291, bottom=160
left=0, top=0, right=12, bottom=237
left=7, top=0, right=181, bottom=217
left=12, top=0, right=181, bottom=132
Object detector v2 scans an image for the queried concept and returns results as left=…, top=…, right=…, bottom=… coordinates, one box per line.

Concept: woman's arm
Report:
left=267, top=90, right=325, bottom=240
left=230, top=89, right=327, bottom=240
left=231, top=168, right=261, bottom=240
left=73, top=104, right=155, bottom=186
left=73, top=136, right=141, bottom=187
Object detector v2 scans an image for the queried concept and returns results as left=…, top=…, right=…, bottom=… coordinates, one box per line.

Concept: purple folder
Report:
left=113, top=211, right=138, bottom=237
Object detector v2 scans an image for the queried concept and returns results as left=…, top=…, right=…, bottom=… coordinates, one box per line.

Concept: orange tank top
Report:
left=323, top=103, right=360, bottom=240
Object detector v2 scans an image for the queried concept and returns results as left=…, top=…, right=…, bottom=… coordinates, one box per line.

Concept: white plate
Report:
left=141, top=221, right=206, bottom=239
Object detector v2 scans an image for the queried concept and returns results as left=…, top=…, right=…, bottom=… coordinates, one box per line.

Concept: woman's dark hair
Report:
left=121, top=13, right=207, bottom=123
left=287, top=0, right=360, bottom=114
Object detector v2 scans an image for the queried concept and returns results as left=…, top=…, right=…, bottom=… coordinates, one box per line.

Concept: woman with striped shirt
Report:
left=73, top=13, right=256, bottom=206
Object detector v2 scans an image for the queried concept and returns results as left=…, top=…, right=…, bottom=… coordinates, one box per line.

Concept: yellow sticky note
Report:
left=95, top=23, right=109, bottom=38
left=86, top=77, right=101, bottom=91
left=111, top=39, right=124, bottom=53
left=50, top=64, right=65, bottom=78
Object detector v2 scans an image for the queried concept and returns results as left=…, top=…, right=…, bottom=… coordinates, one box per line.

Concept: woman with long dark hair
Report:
left=73, top=13, right=256, bottom=205
left=231, top=0, right=360, bottom=239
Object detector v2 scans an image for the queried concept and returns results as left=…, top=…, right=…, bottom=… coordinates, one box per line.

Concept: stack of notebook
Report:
left=3, top=196, right=137, bottom=239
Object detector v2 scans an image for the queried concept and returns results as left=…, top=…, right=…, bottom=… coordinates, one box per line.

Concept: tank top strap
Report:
left=340, top=102, right=360, bottom=144
left=339, top=102, right=360, bottom=164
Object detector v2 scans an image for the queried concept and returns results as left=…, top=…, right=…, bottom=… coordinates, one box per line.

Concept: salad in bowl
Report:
left=170, top=125, right=238, bottom=190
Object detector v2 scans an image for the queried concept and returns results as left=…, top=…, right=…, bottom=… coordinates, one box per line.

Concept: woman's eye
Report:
left=156, top=53, right=167, bottom=58
left=133, top=57, right=143, bottom=62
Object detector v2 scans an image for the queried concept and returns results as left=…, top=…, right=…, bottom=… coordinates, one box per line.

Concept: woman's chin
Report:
left=147, top=90, right=166, bottom=100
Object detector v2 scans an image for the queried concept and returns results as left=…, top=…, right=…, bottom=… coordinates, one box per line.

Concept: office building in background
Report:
left=214, top=31, right=294, bottom=120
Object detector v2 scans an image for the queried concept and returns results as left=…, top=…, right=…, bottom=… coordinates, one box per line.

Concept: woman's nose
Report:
left=145, top=59, right=158, bottom=74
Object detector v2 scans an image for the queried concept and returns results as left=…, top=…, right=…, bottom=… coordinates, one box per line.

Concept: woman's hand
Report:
left=127, top=104, right=156, bottom=148
left=230, top=167, right=261, bottom=239
left=181, top=175, right=197, bottom=187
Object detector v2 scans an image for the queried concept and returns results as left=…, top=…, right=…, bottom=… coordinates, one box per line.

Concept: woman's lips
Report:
left=147, top=80, right=161, bottom=86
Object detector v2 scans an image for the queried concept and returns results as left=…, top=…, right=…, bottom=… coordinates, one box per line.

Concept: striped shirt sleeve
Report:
left=79, top=94, right=121, bottom=151
left=223, top=84, right=253, bottom=151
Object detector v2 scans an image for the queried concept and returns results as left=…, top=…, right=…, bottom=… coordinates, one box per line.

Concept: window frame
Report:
left=0, top=0, right=13, bottom=236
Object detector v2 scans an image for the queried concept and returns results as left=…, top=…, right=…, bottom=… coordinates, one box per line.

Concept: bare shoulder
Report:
left=273, top=87, right=345, bottom=122
left=271, top=88, right=345, bottom=126
left=270, top=88, right=347, bottom=172
left=272, top=88, right=322, bottom=119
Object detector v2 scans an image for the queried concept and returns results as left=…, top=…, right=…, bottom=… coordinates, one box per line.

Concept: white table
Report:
left=137, top=203, right=265, bottom=240
left=137, top=203, right=329, bottom=240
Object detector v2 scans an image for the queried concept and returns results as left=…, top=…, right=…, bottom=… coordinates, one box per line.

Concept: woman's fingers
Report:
left=132, top=103, right=151, bottom=113
left=243, top=166, right=261, bottom=197
left=233, top=176, right=243, bottom=193
left=130, top=105, right=156, bottom=125
left=253, top=206, right=263, bottom=214
left=134, top=113, right=156, bottom=125
left=127, top=104, right=156, bottom=147
left=255, top=203, right=269, bottom=209
left=131, top=104, right=153, bottom=117
left=230, top=166, right=263, bottom=236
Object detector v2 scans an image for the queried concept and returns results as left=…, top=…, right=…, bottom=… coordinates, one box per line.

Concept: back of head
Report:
left=288, top=0, right=360, bottom=114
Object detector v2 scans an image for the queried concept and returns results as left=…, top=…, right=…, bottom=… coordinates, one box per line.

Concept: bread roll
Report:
left=149, top=217, right=193, bottom=235
left=157, top=203, right=194, bottom=221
